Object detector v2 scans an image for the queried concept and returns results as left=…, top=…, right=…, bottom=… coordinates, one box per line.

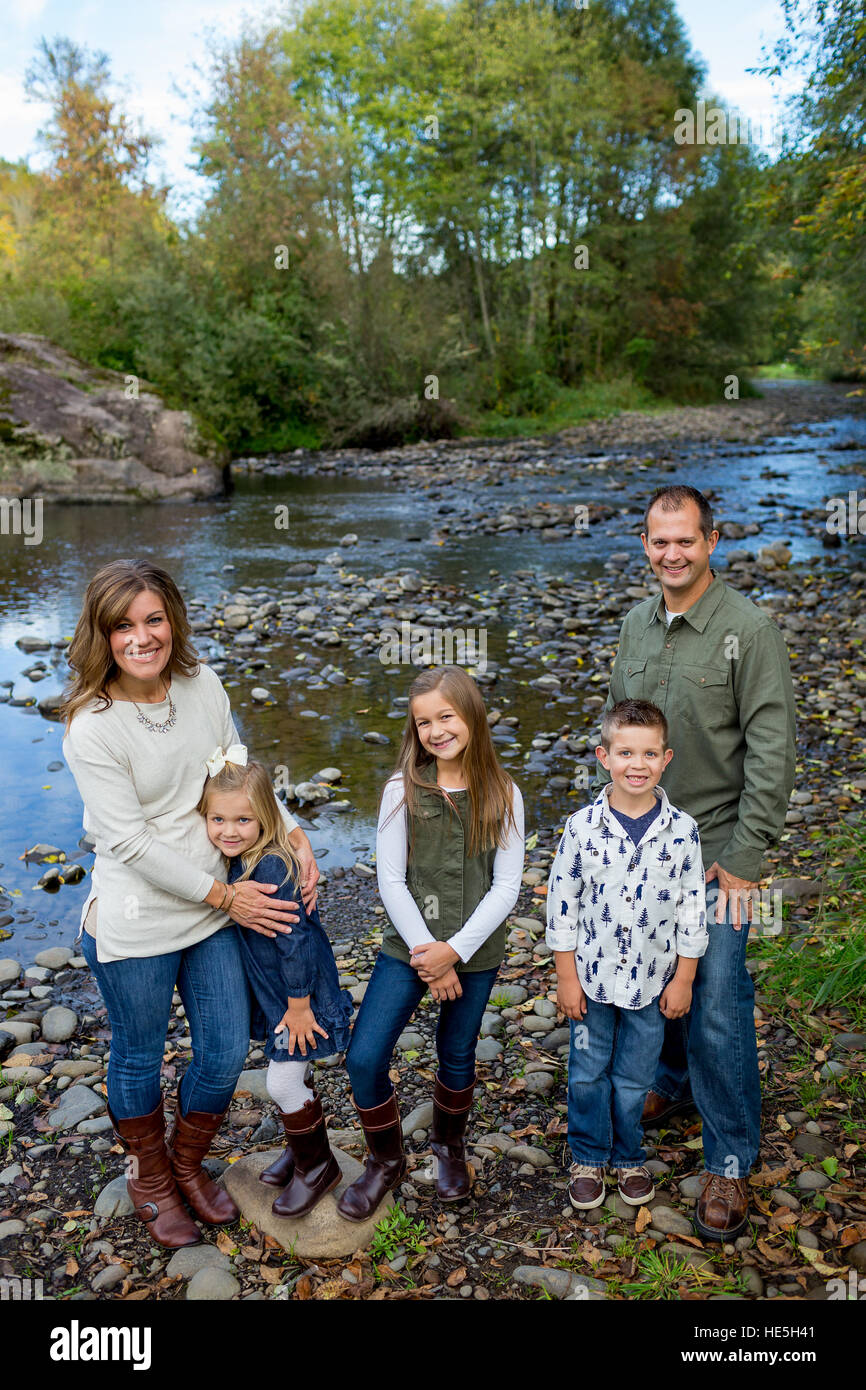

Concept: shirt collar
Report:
left=589, top=782, right=673, bottom=836
left=645, top=571, right=726, bottom=632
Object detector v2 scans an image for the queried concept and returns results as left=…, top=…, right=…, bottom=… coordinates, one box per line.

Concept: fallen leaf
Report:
left=843, top=1144, right=860, bottom=1161
left=446, top=1266, right=467, bottom=1287
left=215, top=1231, right=237, bottom=1256
left=258, top=1264, right=282, bottom=1285
left=776, top=1114, right=792, bottom=1133
left=65, top=1258, right=79, bottom=1276
left=295, top=1276, right=312, bottom=1300
left=121, top=1289, right=151, bottom=1301
left=756, top=1238, right=786, bottom=1265
left=634, top=1206, right=652, bottom=1234
left=798, top=1246, right=840, bottom=1277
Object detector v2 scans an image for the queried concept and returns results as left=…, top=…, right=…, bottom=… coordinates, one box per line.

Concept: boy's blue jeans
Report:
left=567, top=994, right=666, bottom=1168
left=652, top=884, right=761, bottom=1178
left=81, top=925, right=251, bottom=1120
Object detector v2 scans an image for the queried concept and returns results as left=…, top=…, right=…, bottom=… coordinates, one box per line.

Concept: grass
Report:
left=368, top=1203, right=428, bottom=1265
left=468, top=376, right=678, bottom=439
left=610, top=1247, right=742, bottom=1300
left=749, top=816, right=866, bottom=1030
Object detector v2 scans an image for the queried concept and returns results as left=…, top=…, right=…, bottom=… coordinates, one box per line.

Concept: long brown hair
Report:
left=198, top=760, right=302, bottom=886
left=62, top=560, right=200, bottom=726
left=383, top=665, right=517, bottom=857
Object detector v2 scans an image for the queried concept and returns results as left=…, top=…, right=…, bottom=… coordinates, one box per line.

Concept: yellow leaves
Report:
left=797, top=1246, right=839, bottom=1277
left=634, top=1205, right=652, bottom=1234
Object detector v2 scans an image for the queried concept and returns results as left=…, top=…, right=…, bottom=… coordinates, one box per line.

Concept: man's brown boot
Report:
left=336, top=1092, right=406, bottom=1223
left=430, top=1074, right=475, bottom=1202
left=641, top=1090, right=696, bottom=1127
left=109, top=1100, right=201, bottom=1249
left=165, top=1106, right=240, bottom=1225
left=694, top=1172, right=750, bottom=1241
left=271, top=1096, right=341, bottom=1218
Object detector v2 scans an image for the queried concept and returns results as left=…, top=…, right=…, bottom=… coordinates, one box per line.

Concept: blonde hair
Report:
left=62, top=560, right=199, bottom=727
left=198, top=760, right=301, bottom=886
left=383, top=665, right=517, bottom=858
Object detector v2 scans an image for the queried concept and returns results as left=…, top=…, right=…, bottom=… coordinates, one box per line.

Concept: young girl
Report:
left=199, top=747, right=353, bottom=1219
left=338, top=665, right=525, bottom=1222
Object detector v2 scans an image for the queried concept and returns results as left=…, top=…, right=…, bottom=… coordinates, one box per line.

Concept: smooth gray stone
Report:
left=167, top=1245, right=231, bottom=1278
left=186, top=1268, right=241, bottom=1300
left=51, top=1085, right=106, bottom=1130
left=94, top=1176, right=134, bottom=1218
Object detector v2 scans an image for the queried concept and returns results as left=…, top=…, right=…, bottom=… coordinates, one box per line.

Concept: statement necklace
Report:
left=131, top=680, right=177, bottom=734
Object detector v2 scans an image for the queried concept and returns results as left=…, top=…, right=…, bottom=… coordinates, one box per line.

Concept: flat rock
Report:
left=34, top=947, right=75, bottom=969
left=50, top=1085, right=106, bottom=1131
left=222, top=1146, right=392, bottom=1257
left=512, top=1265, right=606, bottom=1300
left=40, top=1005, right=79, bottom=1042
left=94, top=1175, right=135, bottom=1218
left=491, top=984, right=527, bottom=1006
left=677, top=1174, right=707, bottom=1200
left=796, top=1169, right=830, bottom=1191
left=506, top=1144, right=554, bottom=1168
left=475, top=1037, right=503, bottom=1061
left=647, top=1204, right=694, bottom=1237
left=660, top=1240, right=715, bottom=1271
left=792, top=1132, right=835, bottom=1161
left=234, top=1069, right=270, bottom=1103
left=834, top=1032, right=866, bottom=1052
left=0, top=1020, right=37, bottom=1044
left=0, top=959, right=21, bottom=985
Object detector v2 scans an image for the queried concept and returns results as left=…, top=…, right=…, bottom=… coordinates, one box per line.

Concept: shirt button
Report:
left=665, top=642, right=671, bottom=649
left=625, top=896, right=632, bottom=903
left=660, top=679, right=665, bottom=686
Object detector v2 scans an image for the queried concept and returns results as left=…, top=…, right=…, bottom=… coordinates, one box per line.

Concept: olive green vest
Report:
left=380, top=762, right=504, bottom=973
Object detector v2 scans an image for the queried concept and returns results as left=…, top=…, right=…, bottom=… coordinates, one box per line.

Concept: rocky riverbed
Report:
left=1, top=380, right=865, bottom=1300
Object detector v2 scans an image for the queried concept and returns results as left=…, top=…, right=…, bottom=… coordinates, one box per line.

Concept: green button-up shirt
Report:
left=591, top=573, right=797, bottom=881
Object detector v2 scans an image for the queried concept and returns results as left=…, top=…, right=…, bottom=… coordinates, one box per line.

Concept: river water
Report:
left=2, top=390, right=865, bottom=959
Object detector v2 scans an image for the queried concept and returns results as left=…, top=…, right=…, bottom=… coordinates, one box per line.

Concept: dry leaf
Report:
left=121, top=1289, right=151, bottom=1301
left=446, top=1266, right=467, bottom=1287
left=840, top=1224, right=866, bottom=1247
left=843, top=1144, right=860, bottom=1161
left=634, top=1205, right=652, bottom=1234
left=215, top=1231, right=237, bottom=1255
left=756, top=1238, right=786, bottom=1265
left=295, top=1275, right=313, bottom=1300
left=798, top=1246, right=839, bottom=1277
left=776, top=1114, right=792, bottom=1133
left=258, top=1264, right=282, bottom=1285
left=65, top=1257, right=79, bottom=1276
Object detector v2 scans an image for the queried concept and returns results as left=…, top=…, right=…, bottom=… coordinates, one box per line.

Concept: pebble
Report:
left=648, top=1205, right=695, bottom=1237
left=506, top=1144, right=554, bottom=1168
left=167, top=1245, right=232, bottom=1278
left=50, top=1085, right=106, bottom=1131
left=771, top=1188, right=800, bottom=1211
left=796, top=1170, right=830, bottom=1191
left=396, top=1031, right=425, bottom=1052
left=401, top=1102, right=434, bottom=1137
left=524, top=1072, right=555, bottom=1095
left=34, top=947, right=74, bottom=969
left=834, top=1032, right=866, bottom=1052
left=0, top=960, right=21, bottom=986
left=475, top=1038, right=503, bottom=1061
left=491, top=985, right=527, bottom=1005
left=94, top=1176, right=135, bottom=1218
left=0, top=1220, right=26, bottom=1239
left=677, top=1174, right=707, bottom=1200
left=793, top=1132, right=835, bottom=1160
left=90, top=1264, right=128, bottom=1292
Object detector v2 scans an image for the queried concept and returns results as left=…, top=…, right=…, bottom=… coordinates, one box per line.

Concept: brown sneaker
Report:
left=567, top=1164, right=606, bottom=1210
left=694, top=1172, right=750, bottom=1241
left=641, top=1090, right=696, bottom=1127
left=617, top=1166, right=655, bottom=1205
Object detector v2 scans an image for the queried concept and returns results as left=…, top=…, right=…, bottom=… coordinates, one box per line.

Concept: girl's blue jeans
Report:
left=567, top=993, right=666, bottom=1168
left=81, top=925, right=250, bottom=1120
left=346, top=950, right=498, bottom=1109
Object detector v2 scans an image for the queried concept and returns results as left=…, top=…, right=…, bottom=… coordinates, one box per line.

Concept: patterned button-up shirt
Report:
left=546, top=786, right=708, bottom=1008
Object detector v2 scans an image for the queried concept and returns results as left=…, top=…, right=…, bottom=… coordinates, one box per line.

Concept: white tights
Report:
left=266, top=1059, right=314, bottom=1114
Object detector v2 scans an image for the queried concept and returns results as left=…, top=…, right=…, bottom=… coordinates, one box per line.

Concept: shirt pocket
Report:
left=678, top=663, right=732, bottom=728
left=620, top=656, right=648, bottom=696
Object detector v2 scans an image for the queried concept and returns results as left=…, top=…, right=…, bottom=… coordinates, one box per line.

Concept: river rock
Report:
left=0, top=333, right=227, bottom=501
left=648, top=1205, right=694, bottom=1237
left=34, top=947, right=74, bottom=969
left=834, top=1033, right=866, bottom=1052
left=401, top=1102, right=434, bottom=1137
left=235, top=1069, right=270, bottom=1103
left=40, top=1005, right=79, bottom=1041
left=186, top=1268, right=241, bottom=1300
left=793, top=1132, right=835, bottom=1161
left=0, top=1020, right=37, bottom=1044
left=0, top=1031, right=16, bottom=1061
left=512, top=1265, right=606, bottom=1299
left=222, top=1146, right=391, bottom=1257
left=167, top=1245, right=231, bottom=1278
left=94, top=1175, right=135, bottom=1218
left=475, top=1037, right=503, bottom=1061
left=0, top=959, right=21, bottom=985
left=525, top=1072, right=554, bottom=1095
left=491, top=985, right=527, bottom=1006
left=506, top=1144, right=553, bottom=1168
left=314, top=767, right=342, bottom=783
left=796, top=1170, right=830, bottom=1191
left=50, top=1085, right=106, bottom=1130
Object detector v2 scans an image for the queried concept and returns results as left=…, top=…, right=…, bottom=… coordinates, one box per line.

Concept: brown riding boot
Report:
left=259, top=1116, right=296, bottom=1188
left=430, top=1074, right=475, bottom=1202
left=166, top=1106, right=240, bottom=1225
left=336, top=1091, right=406, bottom=1223
left=109, top=1100, right=201, bottom=1249
left=271, top=1096, right=341, bottom=1218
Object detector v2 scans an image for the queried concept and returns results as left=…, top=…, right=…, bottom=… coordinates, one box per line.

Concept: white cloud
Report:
left=8, top=0, right=49, bottom=25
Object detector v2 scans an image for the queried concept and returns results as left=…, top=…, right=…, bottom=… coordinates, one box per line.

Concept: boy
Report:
left=546, top=699, right=708, bottom=1210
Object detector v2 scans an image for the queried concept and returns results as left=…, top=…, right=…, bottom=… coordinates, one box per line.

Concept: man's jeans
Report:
left=653, top=883, right=761, bottom=1178
left=567, top=995, right=666, bottom=1168
left=82, top=926, right=251, bottom=1120
left=346, top=950, right=498, bottom=1109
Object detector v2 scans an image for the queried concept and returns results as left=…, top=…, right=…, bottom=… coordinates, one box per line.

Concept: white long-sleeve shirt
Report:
left=546, top=785, right=707, bottom=1008
left=63, top=662, right=298, bottom=962
left=376, top=773, right=525, bottom=964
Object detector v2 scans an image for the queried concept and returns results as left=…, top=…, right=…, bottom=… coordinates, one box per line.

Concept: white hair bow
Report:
left=206, top=743, right=248, bottom=778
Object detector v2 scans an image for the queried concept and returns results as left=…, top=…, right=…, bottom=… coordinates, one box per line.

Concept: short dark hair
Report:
left=643, top=485, right=714, bottom=540
left=600, top=699, right=669, bottom=751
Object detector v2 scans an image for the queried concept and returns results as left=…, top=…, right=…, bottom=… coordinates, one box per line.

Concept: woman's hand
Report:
left=289, top=831, right=320, bottom=912
left=429, top=967, right=463, bottom=1002
left=274, top=997, right=328, bottom=1057
left=410, top=940, right=460, bottom=982
left=226, top=880, right=298, bottom=938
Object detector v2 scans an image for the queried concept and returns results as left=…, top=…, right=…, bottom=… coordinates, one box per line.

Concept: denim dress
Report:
left=228, top=853, right=353, bottom=1062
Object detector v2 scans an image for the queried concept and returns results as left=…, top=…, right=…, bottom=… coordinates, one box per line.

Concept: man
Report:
left=591, top=484, right=796, bottom=1240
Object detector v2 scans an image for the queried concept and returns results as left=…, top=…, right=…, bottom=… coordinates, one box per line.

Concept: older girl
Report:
left=338, top=666, right=524, bottom=1221
left=62, top=559, right=318, bottom=1248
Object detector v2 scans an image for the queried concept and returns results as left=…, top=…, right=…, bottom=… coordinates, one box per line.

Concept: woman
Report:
left=62, top=559, right=319, bottom=1249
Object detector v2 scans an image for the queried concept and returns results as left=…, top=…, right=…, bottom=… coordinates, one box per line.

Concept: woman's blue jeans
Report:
left=81, top=925, right=250, bottom=1121
left=567, top=995, right=666, bottom=1168
left=651, top=884, right=762, bottom=1178
left=346, top=950, right=498, bottom=1109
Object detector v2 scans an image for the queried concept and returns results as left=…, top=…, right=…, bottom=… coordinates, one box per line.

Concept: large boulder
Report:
left=0, top=334, right=227, bottom=502
left=221, top=1146, right=392, bottom=1258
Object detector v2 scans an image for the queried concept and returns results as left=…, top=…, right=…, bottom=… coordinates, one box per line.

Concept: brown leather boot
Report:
left=430, top=1074, right=475, bottom=1202
left=271, top=1096, right=341, bottom=1218
left=259, top=1116, right=296, bottom=1188
left=694, top=1172, right=750, bottom=1241
left=641, top=1090, right=696, bottom=1127
left=336, top=1092, right=406, bottom=1223
left=166, top=1106, right=240, bottom=1225
left=109, top=1101, right=201, bottom=1249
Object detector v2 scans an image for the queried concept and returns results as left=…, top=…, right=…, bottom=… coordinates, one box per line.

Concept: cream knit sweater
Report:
left=63, top=662, right=298, bottom=963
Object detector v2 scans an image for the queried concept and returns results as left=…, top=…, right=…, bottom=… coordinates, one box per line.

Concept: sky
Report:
left=0, top=0, right=797, bottom=219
